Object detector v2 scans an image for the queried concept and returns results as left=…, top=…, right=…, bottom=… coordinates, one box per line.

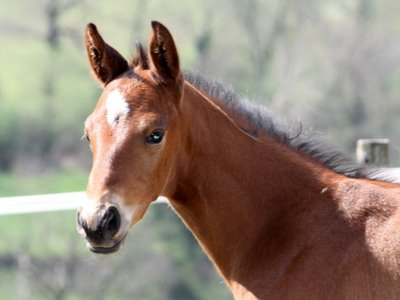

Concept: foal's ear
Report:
left=85, top=23, right=129, bottom=86
left=149, top=21, right=180, bottom=82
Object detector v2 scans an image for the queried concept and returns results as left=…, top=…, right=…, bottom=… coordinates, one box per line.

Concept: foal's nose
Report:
left=77, top=206, right=121, bottom=243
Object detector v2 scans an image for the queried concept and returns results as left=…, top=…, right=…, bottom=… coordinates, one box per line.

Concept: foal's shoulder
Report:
left=334, top=178, right=400, bottom=223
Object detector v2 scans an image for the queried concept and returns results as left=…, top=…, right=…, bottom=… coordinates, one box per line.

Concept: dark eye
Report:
left=145, top=130, right=165, bottom=145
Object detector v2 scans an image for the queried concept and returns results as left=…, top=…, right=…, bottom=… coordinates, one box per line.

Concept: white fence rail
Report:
left=0, top=192, right=85, bottom=215
left=0, top=192, right=167, bottom=216
left=0, top=169, right=399, bottom=216
left=390, top=168, right=400, bottom=178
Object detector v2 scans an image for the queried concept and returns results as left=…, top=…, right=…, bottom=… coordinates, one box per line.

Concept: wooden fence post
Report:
left=356, top=139, right=390, bottom=166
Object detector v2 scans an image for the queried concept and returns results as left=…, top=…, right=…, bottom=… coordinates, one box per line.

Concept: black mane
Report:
left=184, top=71, right=377, bottom=179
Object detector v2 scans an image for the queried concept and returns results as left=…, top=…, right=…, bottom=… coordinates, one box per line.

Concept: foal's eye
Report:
left=145, top=130, right=165, bottom=145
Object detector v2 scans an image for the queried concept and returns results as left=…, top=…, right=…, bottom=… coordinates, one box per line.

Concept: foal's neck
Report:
left=166, top=83, right=339, bottom=286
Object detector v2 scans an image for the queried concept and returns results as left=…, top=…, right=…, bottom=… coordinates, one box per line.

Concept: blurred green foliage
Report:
left=0, top=171, right=86, bottom=197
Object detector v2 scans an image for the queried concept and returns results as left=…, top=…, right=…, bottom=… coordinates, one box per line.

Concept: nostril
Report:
left=76, top=206, right=121, bottom=244
left=102, top=206, right=121, bottom=238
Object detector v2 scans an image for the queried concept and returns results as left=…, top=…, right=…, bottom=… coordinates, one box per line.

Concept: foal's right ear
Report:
left=149, top=21, right=180, bottom=83
left=85, top=23, right=129, bottom=86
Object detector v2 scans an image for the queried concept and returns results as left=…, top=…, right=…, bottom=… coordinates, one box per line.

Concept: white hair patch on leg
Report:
left=105, top=90, right=130, bottom=125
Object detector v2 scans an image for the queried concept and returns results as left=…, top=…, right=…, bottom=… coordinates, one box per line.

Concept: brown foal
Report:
left=76, top=21, right=400, bottom=299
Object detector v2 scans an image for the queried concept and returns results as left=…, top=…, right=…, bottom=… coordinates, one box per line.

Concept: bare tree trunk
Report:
left=232, top=0, right=290, bottom=95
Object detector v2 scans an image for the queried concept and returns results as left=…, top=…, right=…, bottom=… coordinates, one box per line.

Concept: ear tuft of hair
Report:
left=131, top=42, right=149, bottom=70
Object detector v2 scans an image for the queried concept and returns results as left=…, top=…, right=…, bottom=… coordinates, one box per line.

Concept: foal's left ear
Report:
left=85, top=23, right=129, bottom=86
left=149, top=21, right=181, bottom=82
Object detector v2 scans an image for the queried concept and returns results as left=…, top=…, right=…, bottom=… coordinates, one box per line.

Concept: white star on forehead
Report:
left=105, top=90, right=130, bottom=125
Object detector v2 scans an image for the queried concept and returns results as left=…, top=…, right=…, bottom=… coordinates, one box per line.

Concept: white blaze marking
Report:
left=105, top=90, right=130, bottom=125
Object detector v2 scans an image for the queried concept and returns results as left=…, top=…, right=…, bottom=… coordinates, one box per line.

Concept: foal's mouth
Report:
left=87, top=234, right=127, bottom=255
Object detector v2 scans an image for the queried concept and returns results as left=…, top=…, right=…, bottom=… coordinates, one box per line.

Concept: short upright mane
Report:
left=184, top=72, right=376, bottom=180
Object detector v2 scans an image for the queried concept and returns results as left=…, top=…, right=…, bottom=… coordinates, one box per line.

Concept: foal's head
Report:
left=76, top=22, right=184, bottom=254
